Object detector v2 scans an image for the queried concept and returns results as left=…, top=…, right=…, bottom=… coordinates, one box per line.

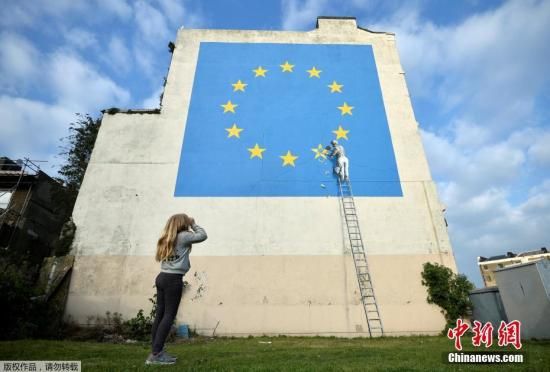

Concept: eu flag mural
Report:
left=174, top=42, right=402, bottom=197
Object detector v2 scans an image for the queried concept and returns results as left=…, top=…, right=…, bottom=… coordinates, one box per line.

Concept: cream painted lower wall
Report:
left=65, top=252, right=456, bottom=336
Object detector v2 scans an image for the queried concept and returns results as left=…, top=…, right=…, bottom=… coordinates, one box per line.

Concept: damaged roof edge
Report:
left=316, top=16, right=394, bottom=35
left=101, top=108, right=161, bottom=115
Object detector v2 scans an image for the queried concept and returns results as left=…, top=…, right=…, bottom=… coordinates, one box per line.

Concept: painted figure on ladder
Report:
left=327, top=140, right=349, bottom=182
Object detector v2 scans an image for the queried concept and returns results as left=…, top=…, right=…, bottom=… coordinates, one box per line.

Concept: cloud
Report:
left=132, top=43, right=157, bottom=79
left=134, top=0, right=170, bottom=44
left=127, top=0, right=205, bottom=83
left=48, top=52, right=130, bottom=112
left=444, top=181, right=550, bottom=283
left=421, top=127, right=527, bottom=200
left=105, top=36, right=132, bottom=74
left=421, top=122, right=550, bottom=283
left=141, top=86, right=163, bottom=108
left=0, top=32, right=42, bottom=94
left=0, top=95, right=74, bottom=169
left=527, top=131, right=550, bottom=168
left=359, top=0, right=550, bottom=284
left=281, top=0, right=329, bottom=30
left=0, top=40, right=131, bottom=171
left=94, top=0, right=132, bottom=20
left=149, top=0, right=205, bottom=29
left=156, top=0, right=185, bottom=26
left=64, top=28, right=99, bottom=50
left=0, top=0, right=131, bottom=28
left=0, top=2, right=35, bottom=28
left=370, top=0, right=550, bottom=135
left=0, top=30, right=130, bottom=113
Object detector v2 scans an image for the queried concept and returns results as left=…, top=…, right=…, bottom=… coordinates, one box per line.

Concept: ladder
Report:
left=338, top=179, right=384, bottom=337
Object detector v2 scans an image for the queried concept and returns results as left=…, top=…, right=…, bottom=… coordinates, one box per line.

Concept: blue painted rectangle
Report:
left=175, top=42, right=402, bottom=197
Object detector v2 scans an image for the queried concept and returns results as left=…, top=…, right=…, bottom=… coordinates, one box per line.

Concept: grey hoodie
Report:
left=160, top=224, right=207, bottom=275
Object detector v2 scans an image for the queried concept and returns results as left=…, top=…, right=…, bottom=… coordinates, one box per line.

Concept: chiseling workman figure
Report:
left=328, top=140, right=349, bottom=182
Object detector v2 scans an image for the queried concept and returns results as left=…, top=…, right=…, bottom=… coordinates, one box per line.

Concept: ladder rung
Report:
left=341, top=180, right=384, bottom=335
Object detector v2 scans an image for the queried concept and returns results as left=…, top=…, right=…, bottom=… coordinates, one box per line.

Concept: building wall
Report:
left=495, top=260, right=550, bottom=339
left=469, top=287, right=508, bottom=326
left=479, top=253, right=550, bottom=287
left=65, top=18, right=457, bottom=336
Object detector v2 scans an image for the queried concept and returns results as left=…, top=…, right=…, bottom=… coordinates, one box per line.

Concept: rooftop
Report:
left=478, top=247, right=548, bottom=263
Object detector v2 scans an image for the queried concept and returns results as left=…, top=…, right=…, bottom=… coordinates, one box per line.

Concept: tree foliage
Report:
left=421, top=262, right=475, bottom=331
left=57, top=113, right=101, bottom=214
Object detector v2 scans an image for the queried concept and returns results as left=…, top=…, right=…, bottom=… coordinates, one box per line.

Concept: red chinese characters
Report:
left=447, top=319, right=522, bottom=350
left=472, top=320, right=494, bottom=348
left=447, top=319, right=470, bottom=350
left=497, top=320, right=522, bottom=350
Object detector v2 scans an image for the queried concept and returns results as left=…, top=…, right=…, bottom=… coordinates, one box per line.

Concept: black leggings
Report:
left=151, top=272, right=184, bottom=353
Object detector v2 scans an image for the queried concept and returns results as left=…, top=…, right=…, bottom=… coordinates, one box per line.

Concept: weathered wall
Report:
left=65, top=18, right=456, bottom=336
left=495, top=260, right=550, bottom=339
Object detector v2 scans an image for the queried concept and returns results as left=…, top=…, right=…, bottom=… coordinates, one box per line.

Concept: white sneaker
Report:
left=145, top=351, right=176, bottom=365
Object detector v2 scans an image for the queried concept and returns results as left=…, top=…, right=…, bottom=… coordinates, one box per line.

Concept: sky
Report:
left=1, top=0, right=549, bottom=286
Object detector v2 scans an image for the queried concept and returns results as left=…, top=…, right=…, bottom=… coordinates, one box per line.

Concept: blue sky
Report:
left=1, top=0, right=549, bottom=286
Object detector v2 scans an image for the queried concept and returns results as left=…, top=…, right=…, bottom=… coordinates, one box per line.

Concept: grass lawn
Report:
left=1, top=336, right=548, bottom=371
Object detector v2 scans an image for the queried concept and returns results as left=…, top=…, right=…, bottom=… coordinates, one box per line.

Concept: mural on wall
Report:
left=175, top=42, right=402, bottom=197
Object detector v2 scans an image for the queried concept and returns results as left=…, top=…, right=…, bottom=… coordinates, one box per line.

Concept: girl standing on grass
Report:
left=146, top=213, right=207, bottom=366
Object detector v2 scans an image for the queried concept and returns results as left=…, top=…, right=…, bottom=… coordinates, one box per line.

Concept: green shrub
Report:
left=0, top=258, right=43, bottom=339
left=62, top=294, right=175, bottom=342
left=421, top=262, right=475, bottom=332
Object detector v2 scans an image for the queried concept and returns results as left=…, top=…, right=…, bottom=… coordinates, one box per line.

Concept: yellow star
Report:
left=311, top=144, right=328, bottom=159
left=248, top=143, right=266, bottom=159
left=338, top=102, right=354, bottom=115
left=328, top=81, right=343, bottom=93
left=280, top=61, right=294, bottom=72
left=225, top=124, right=243, bottom=138
left=232, top=80, right=247, bottom=92
left=253, top=66, right=268, bottom=77
left=333, top=125, right=350, bottom=140
left=280, top=150, right=298, bottom=167
left=307, top=66, right=322, bottom=78
left=221, top=100, right=237, bottom=113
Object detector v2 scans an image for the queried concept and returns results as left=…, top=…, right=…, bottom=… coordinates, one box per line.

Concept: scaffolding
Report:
left=0, top=158, right=42, bottom=249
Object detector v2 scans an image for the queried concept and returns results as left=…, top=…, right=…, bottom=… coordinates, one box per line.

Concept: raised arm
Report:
left=178, top=223, right=207, bottom=245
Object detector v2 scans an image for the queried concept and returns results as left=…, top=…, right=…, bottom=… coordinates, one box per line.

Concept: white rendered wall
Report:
left=66, top=18, right=456, bottom=336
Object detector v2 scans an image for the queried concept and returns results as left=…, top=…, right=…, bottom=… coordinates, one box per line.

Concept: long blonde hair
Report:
left=156, top=214, right=191, bottom=262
